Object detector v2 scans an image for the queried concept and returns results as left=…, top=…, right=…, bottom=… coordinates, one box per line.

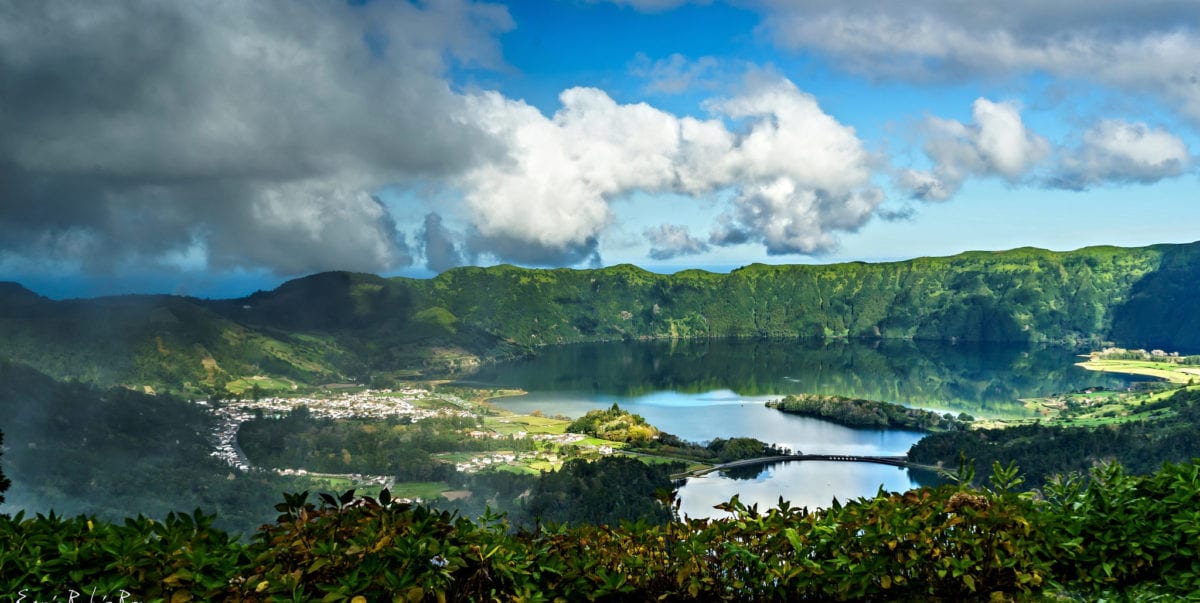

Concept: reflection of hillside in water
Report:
left=463, top=339, right=1136, bottom=417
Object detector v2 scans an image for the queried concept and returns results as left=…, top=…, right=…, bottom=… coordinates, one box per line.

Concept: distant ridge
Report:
left=0, top=281, right=44, bottom=302
left=3, top=241, right=1200, bottom=393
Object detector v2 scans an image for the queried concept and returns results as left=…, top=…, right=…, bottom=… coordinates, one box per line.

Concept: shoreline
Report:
left=1076, top=359, right=1195, bottom=384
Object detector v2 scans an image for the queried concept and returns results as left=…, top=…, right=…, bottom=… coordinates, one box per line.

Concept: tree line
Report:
left=767, top=393, right=972, bottom=431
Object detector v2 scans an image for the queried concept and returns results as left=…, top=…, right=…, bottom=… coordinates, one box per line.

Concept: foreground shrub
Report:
left=1, top=460, right=1198, bottom=601
left=1042, top=459, right=1200, bottom=595
left=0, top=509, right=244, bottom=601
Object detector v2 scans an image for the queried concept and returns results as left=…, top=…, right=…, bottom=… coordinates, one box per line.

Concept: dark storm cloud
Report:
left=875, top=205, right=917, bottom=222
left=708, top=219, right=753, bottom=247
left=0, top=0, right=510, bottom=275
left=417, top=213, right=466, bottom=273
left=465, top=232, right=603, bottom=268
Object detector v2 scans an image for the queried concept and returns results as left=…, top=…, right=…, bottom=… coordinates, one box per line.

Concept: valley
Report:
left=6, top=245, right=1200, bottom=599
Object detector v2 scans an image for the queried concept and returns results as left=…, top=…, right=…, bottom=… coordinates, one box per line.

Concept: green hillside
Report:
left=405, top=243, right=1184, bottom=348
left=3, top=241, right=1200, bottom=393
left=0, top=289, right=352, bottom=394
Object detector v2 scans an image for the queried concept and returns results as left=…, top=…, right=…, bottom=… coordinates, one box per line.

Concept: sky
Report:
left=2, top=0, right=1199, bottom=299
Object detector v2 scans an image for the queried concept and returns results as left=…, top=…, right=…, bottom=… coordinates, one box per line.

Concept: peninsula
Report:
left=766, top=393, right=972, bottom=431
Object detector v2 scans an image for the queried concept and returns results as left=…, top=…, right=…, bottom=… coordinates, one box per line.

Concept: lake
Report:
left=461, top=338, right=1138, bottom=517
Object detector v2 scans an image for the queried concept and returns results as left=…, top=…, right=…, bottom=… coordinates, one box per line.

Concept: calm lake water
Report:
left=461, top=338, right=1138, bottom=517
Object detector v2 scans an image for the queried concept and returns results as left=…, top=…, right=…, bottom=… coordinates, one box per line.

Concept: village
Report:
left=199, top=388, right=476, bottom=481
left=452, top=431, right=614, bottom=473
left=198, top=387, right=615, bottom=485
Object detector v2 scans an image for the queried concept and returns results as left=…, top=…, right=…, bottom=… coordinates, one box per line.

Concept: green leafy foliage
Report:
left=238, top=411, right=482, bottom=481
left=566, top=403, right=660, bottom=444
left=521, top=456, right=678, bottom=527
left=704, top=437, right=790, bottom=462
left=4, top=460, right=1198, bottom=600
left=0, top=429, right=9, bottom=504
left=910, top=386, right=1200, bottom=488
left=0, top=360, right=336, bottom=534
left=0, top=508, right=246, bottom=602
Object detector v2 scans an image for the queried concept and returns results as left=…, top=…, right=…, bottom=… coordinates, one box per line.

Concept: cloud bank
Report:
left=0, top=0, right=885, bottom=276
left=899, top=99, right=1050, bottom=201
left=5, top=0, right=1192, bottom=280
left=646, top=225, right=710, bottom=259
left=0, top=0, right=509, bottom=275
left=898, top=98, right=1192, bottom=199
left=457, top=76, right=880, bottom=263
left=755, top=1, right=1200, bottom=122
left=1052, top=120, right=1191, bottom=190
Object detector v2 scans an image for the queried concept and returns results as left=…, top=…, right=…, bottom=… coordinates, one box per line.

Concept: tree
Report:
left=0, top=429, right=10, bottom=504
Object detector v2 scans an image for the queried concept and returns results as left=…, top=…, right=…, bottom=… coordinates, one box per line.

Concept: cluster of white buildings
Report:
left=470, top=429, right=588, bottom=444
left=453, top=440, right=615, bottom=473
left=532, top=432, right=587, bottom=445
left=208, top=405, right=254, bottom=471
left=200, top=388, right=474, bottom=472
left=276, top=468, right=393, bottom=489
left=456, top=452, right=521, bottom=472
left=1095, top=347, right=1184, bottom=361
left=198, top=387, right=617, bottom=482
left=212, top=388, right=475, bottom=422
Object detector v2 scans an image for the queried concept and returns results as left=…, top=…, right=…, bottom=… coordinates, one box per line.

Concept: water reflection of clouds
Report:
left=631, top=390, right=772, bottom=407
left=472, top=339, right=1138, bottom=419
left=677, top=462, right=923, bottom=520
left=493, top=391, right=926, bottom=455
left=493, top=386, right=931, bottom=514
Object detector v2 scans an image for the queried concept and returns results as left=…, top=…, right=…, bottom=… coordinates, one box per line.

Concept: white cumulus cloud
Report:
left=629, top=53, right=723, bottom=95
left=1050, top=120, right=1191, bottom=189
left=646, top=224, right=710, bottom=259
left=455, top=75, right=881, bottom=263
left=898, top=98, right=1049, bottom=201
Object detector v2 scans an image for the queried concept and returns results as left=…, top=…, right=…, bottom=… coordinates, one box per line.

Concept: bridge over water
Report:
left=672, top=454, right=939, bottom=479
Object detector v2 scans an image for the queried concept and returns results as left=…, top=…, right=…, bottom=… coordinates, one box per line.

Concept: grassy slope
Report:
left=0, top=292, right=349, bottom=394
left=1077, top=358, right=1199, bottom=384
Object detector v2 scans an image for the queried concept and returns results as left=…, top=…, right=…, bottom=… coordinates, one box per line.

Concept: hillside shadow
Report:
left=1108, top=244, right=1200, bottom=353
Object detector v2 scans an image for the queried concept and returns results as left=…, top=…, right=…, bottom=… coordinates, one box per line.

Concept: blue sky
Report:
left=1, top=1, right=1198, bottom=298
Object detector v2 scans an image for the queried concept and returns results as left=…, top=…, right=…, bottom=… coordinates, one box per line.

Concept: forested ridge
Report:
left=910, top=386, right=1200, bottom=488
left=403, top=241, right=1200, bottom=350
left=0, top=360, right=324, bottom=532
left=768, top=393, right=973, bottom=431
left=4, top=241, right=1200, bottom=394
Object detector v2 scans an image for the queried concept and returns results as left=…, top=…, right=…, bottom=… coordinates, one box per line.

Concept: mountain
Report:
left=392, top=242, right=1200, bottom=351
left=0, top=287, right=348, bottom=393
left=3, top=241, right=1200, bottom=393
